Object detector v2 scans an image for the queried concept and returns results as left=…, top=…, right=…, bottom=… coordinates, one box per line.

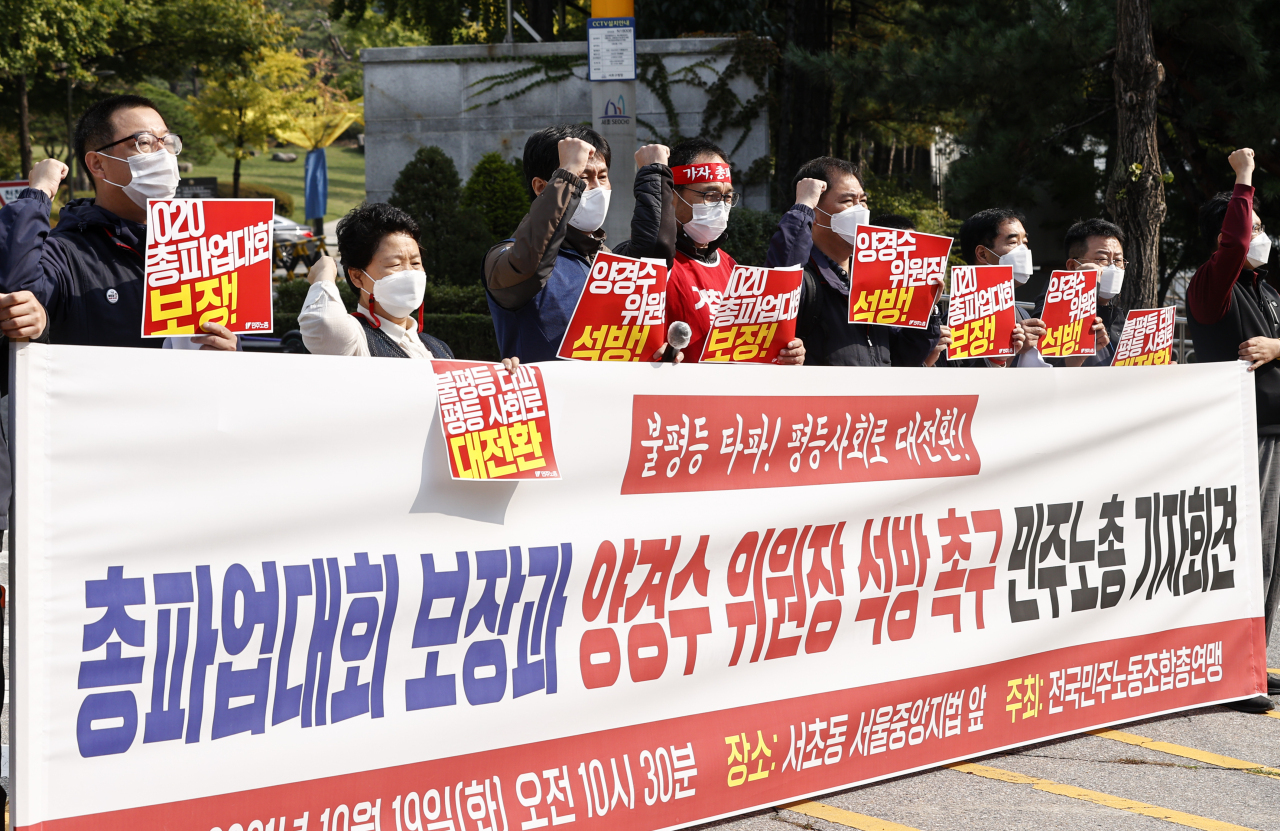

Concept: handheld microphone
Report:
left=663, top=321, right=692, bottom=362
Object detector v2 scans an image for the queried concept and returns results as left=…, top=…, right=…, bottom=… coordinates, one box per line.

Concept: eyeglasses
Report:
left=1079, top=255, right=1127, bottom=268
left=95, top=132, right=183, bottom=157
left=1253, top=223, right=1267, bottom=237
left=677, top=186, right=741, bottom=207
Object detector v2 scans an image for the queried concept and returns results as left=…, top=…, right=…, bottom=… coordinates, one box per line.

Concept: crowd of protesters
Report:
left=0, top=97, right=1276, bottom=712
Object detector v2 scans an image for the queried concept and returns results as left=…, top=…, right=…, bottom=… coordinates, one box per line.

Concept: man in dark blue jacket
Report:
left=0, top=94, right=237, bottom=352
left=765, top=156, right=939, bottom=366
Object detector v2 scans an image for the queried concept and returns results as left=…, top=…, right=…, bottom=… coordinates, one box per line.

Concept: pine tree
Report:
left=389, top=145, right=495, bottom=285
left=461, top=152, right=530, bottom=241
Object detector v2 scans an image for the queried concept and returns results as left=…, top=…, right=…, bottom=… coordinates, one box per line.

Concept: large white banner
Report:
left=11, top=343, right=1268, bottom=831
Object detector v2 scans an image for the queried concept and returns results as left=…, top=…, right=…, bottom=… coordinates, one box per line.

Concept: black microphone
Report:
left=663, top=321, right=691, bottom=362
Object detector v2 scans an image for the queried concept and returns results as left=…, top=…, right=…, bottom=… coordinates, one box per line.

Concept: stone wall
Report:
left=361, top=38, right=770, bottom=210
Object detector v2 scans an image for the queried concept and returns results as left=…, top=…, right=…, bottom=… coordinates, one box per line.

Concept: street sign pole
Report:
left=588, top=0, right=637, bottom=247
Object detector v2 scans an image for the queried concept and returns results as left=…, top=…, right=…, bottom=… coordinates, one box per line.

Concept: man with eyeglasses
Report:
left=663, top=137, right=804, bottom=365
left=765, top=156, right=939, bottom=366
left=1036, top=217, right=1121, bottom=367
left=1186, top=147, right=1280, bottom=712
left=0, top=94, right=238, bottom=352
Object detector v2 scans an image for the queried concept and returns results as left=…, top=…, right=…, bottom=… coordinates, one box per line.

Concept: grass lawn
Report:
left=185, top=144, right=367, bottom=223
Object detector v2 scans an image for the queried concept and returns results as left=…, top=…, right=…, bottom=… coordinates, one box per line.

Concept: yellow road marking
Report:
left=1092, top=729, right=1280, bottom=777
left=950, top=762, right=1260, bottom=831
left=1263, top=710, right=1280, bottom=720
left=785, top=800, right=923, bottom=831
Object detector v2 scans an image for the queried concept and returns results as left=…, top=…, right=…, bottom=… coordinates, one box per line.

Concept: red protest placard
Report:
left=1111, top=307, right=1176, bottom=366
left=946, top=265, right=1017, bottom=361
left=433, top=360, right=560, bottom=480
left=141, top=199, right=274, bottom=337
left=1039, top=269, right=1098, bottom=358
left=848, top=225, right=952, bottom=328
left=699, top=264, right=803, bottom=363
left=557, top=251, right=667, bottom=361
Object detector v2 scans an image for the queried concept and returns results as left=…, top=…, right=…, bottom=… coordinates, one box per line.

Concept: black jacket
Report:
left=0, top=189, right=160, bottom=350
left=766, top=205, right=938, bottom=366
left=1188, top=268, right=1280, bottom=434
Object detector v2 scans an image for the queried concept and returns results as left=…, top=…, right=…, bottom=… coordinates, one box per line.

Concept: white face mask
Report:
left=679, top=193, right=731, bottom=246
left=99, top=149, right=180, bottom=209
left=568, top=185, right=611, bottom=233
left=817, top=204, right=870, bottom=244
left=363, top=268, right=427, bottom=320
left=1247, top=233, right=1272, bottom=270
left=1096, top=264, right=1125, bottom=299
left=998, top=243, right=1034, bottom=284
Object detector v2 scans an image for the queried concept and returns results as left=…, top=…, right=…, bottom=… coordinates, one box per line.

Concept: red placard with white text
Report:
left=1112, top=307, right=1176, bottom=366
left=699, top=264, right=803, bottom=363
left=848, top=225, right=952, bottom=328
left=140, top=198, right=274, bottom=337
left=557, top=252, right=668, bottom=361
left=946, top=265, right=1018, bottom=361
left=1039, top=270, right=1097, bottom=358
left=433, top=360, right=560, bottom=480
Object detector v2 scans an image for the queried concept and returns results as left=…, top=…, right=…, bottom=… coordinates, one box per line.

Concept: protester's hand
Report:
left=650, top=343, right=683, bottom=363
left=29, top=158, right=69, bottom=201
left=635, top=144, right=670, bottom=168
left=307, top=254, right=337, bottom=285
left=1010, top=322, right=1027, bottom=356
left=194, top=320, right=238, bottom=351
left=1019, top=317, right=1046, bottom=353
left=775, top=338, right=805, bottom=366
left=0, top=291, right=47, bottom=339
left=1229, top=148, right=1255, bottom=186
left=1239, top=336, right=1280, bottom=371
left=558, top=138, right=596, bottom=178
left=501, top=357, right=520, bottom=372
left=796, top=178, right=827, bottom=209
left=924, top=325, right=951, bottom=367
left=1091, top=315, right=1110, bottom=351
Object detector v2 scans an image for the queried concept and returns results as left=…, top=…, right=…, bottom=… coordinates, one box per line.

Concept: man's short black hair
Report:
left=670, top=137, right=729, bottom=169
left=75, top=94, right=163, bottom=190
left=958, top=208, right=1026, bottom=265
left=1199, top=192, right=1234, bottom=249
left=870, top=213, right=915, bottom=231
left=522, top=124, right=611, bottom=196
left=336, top=202, right=421, bottom=291
left=1064, top=217, right=1125, bottom=259
left=791, top=156, right=862, bottom=198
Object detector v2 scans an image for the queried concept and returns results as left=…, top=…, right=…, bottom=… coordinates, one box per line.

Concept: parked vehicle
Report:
left=272, top=215, right=324, bottom=273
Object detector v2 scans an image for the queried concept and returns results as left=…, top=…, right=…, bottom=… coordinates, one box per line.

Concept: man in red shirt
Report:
left=1186, top=147, right=1280, bottom=712
left=663, top=137, right=805, bottom=365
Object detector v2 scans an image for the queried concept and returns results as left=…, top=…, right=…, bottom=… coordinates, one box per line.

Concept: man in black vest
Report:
left=1186, top=147, right=1280, bottom=712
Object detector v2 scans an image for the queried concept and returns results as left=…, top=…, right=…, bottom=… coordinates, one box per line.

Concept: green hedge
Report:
left=422, top=313, right=499, bottom=361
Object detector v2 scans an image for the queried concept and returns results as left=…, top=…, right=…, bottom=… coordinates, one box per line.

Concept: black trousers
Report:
left=1258, top=436, right=1280, bottom=643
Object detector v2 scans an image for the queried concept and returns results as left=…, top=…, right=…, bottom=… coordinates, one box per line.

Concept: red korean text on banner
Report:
left=434, top=360, right=560, bottom=480
left=1112, top=307, right=1176, bottom=366
left=621, top=394, right=980, bottom=494
left=946, top=265, right=1017, bottom=361
left=141, top=199, right=274, bottom=337
left=700, top=264, right=803, bottom=363
left=1039, top=270, right=1098, bottom=358
left=558, top=252, right=668, bottom=361
left=848, top=225, right=952, bottom=329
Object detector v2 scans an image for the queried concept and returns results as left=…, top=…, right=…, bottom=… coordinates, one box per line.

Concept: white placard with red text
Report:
left=11, top=343, right=1265, bottom=831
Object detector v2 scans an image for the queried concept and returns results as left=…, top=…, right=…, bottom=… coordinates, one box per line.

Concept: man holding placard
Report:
left=1186, top=147, right=1280, bottom=710
left=0, top=95, right=238, bottom=352
left=765, top=157, right=939, bottom=366
left=484, top=124, right=674, bottom=363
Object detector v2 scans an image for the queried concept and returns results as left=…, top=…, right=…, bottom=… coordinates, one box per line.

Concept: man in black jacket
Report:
left=1186, top=147, right=1280, bottom=712
left=765, top=156, right=939, bottom=366
left=0, top=94, right=237, bottom=352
